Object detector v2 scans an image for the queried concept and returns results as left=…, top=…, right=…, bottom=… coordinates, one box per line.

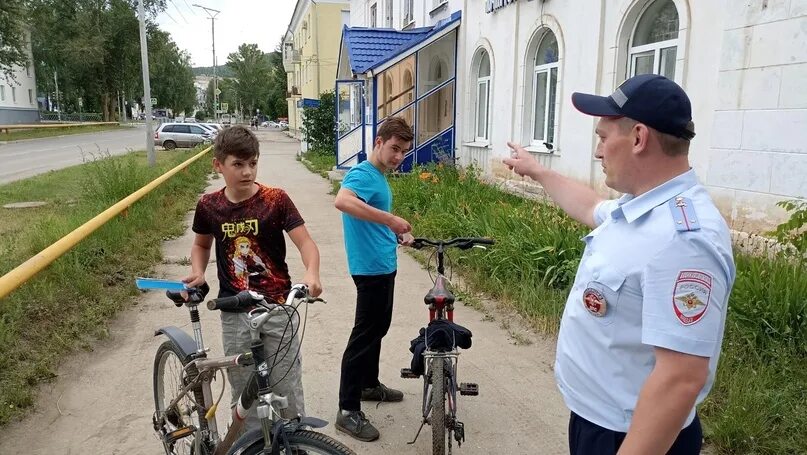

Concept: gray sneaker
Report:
left=361, top=382, right=404, bottom=402
left=335, top=409, right=380, bottom=442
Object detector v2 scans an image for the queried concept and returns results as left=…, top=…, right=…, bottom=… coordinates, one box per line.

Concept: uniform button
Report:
left=593, top=272, right=600, bottom=280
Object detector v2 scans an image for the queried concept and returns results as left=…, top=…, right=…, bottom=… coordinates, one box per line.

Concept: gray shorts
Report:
left=221, top=304, right=305, bottom=431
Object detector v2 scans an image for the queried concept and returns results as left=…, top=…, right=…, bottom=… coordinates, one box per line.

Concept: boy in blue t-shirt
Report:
left=333, top=117, right=415, bottom=441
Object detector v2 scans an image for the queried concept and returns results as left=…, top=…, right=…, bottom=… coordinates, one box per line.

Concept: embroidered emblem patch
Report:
left=672, top=270, right=712, bottom=325
left=583, top=288, right=607, bottom=317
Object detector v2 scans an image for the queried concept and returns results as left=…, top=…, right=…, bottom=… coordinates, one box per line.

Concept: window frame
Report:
left=384, top=0, right=393, bottom=28
left=403, top=0, right=414, bottom=27
left=369, top=2, right=377, bottom=27
left=474, top=51, right=491, bottom=143
left=627, top=0, right=679, bottom=80
left=530, top=33, right=560, bottom=148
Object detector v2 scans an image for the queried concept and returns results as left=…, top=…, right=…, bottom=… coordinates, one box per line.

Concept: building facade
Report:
left=284, top=0, right=351, bottom=141
left=345, top=0, right=807, bottom=231
left=0, top=39, right=39, bottom=124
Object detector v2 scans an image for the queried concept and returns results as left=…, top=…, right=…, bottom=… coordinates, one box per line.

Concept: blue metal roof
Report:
left=341, top=11, right=461, bottom=75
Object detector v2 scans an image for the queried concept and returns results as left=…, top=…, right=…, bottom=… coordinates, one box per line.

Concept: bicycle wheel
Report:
left=430, top=357, right=447, bottom=455
left=229, top=429, right=356, bottom=455
left=153, top=340, right=208, bottom=455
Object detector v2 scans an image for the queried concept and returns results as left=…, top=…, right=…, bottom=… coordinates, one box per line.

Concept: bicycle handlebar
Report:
left=411, top=237, right=495, bottom=250
left=206, top=284, right=326, bottom=311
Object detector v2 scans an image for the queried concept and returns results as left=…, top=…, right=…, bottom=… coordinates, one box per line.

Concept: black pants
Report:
left=338, top=271, right=396, bottom=411
left=569, top=412, right=702, bottom=455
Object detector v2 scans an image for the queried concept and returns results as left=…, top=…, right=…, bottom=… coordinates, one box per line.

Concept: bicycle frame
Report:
left=402, top=237, right=492, bottom=453
left=154, top=286, right=314, bottom=455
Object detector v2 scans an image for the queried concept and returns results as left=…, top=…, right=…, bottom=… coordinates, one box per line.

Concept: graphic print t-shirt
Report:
left=192, top=184, right=304, bottom=303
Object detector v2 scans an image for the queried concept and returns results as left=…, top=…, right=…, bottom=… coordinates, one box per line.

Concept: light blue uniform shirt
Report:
left=340, top=160, right=398, bottom=276
left=555, top=169, right=735, bottom=432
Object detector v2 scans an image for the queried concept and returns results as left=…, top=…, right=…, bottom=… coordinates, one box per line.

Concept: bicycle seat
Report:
left=166, top=282, right=210, bottom=306
left=424, top=275, right=455, bottom=306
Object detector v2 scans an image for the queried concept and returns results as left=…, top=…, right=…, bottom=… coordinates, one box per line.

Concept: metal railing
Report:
left=0, top=146, right=212, bottom=300
left=39, top=112, right=104, bottom=122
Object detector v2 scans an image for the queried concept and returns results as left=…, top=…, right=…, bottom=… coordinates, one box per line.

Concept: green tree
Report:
left=0, top=0, right=29, bottom=81
left=226, top=43, right=271, bottom=117
left=27, top=0, right=193, bottom=121
left=264, top=45, right=288, bottom=121
left=300, top=91, right=335, bottom=153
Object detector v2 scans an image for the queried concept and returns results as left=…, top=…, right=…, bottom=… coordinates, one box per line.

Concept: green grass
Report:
left=0, top=147, right=211, bottom=426
left=0, top=124, right=125, bottom=142
left=300, top=150, right=335, bottom=178
left=386, top=164, right=806, bottom=454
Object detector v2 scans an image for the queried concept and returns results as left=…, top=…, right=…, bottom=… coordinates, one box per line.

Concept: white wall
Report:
left=706, top=0, right=807, bottom=228
left=0, top=42, right=38, bottom=124
left=457, top=0, right=807, bottom=230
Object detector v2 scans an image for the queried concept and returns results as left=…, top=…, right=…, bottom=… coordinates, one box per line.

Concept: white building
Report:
left=343, top=0, right=807, bottom=231
left=0, top=40, right=39, bottom=124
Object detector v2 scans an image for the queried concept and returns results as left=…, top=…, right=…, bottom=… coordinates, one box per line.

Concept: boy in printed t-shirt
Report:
left=182, top=125, right=322, bottom=428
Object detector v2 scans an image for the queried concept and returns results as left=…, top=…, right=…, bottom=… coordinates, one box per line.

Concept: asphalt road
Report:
left=0, top=125, right=151, bottom=184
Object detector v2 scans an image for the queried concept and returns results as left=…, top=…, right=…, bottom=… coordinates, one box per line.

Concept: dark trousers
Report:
left=338, top=271, right=397, bottom=411
left=569, top=412, right=702, bottom=455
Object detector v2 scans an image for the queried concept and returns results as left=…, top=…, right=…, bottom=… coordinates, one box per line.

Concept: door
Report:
left=335, top=80, right=365, bottom=169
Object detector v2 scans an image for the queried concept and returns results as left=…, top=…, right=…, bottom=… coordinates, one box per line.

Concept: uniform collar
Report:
left=611, top=169, right=699, bottom=223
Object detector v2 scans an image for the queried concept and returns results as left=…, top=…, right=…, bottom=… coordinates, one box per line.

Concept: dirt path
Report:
left=0, top=131, right=569, bottom=454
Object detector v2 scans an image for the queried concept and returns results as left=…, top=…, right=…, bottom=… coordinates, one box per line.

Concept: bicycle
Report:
left=149, top=282, right=356, bottom=455
left=399, top=237, right=495, bottom=455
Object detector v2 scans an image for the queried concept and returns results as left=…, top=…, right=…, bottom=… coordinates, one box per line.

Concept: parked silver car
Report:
left=154, top=123, right=213, bottom=150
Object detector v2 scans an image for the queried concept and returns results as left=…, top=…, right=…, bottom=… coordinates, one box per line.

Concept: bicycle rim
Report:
left=431, top=357, right=447, bottom=455
left=154, top=341, right=203, bottom=455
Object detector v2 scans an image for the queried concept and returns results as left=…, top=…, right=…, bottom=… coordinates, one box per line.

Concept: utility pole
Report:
left=53, top=70, right=61, bottom=122
left=137, top=0, right=155, bottom=166
left=194, top=4, right=220, bottom=122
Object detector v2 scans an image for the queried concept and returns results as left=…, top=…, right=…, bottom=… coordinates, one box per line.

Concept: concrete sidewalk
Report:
left=0, top=130, right=568, bottom=454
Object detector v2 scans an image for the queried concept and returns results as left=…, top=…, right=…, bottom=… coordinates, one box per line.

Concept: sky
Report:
left=155, top=0, right=298, bottom=67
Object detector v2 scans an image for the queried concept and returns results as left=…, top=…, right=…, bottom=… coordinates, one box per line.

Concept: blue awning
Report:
left=338, top=11, right=461, bottom=76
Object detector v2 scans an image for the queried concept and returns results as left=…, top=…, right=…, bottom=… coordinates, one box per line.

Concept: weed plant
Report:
left=389, top=163, right=807, bottom=454
left=0, top=148, right=210, bottom=425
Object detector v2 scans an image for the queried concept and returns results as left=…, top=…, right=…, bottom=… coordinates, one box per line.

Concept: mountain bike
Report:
left=150, top=282, right=355, bottom=455
left=399, top=237, right=495, bottom=455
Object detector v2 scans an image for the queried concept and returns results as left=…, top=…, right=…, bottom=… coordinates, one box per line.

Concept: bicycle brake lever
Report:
left=306, top=296, right=327, bottom=304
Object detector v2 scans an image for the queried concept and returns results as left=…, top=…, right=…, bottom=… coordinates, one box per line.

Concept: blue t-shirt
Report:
left=340, top=160, right=398, bottom=276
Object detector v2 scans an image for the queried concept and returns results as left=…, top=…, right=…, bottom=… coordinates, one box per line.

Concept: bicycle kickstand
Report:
left=406, top=418, right=428, bottom=445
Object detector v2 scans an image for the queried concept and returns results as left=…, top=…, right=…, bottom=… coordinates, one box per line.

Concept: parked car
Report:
left=197, top=123, right=219, bottom=137
left=154, top=123, right=213, bottom=150
left=201, top=123, right=223, bottom=133
left=261, top=120, right=280, bottom=129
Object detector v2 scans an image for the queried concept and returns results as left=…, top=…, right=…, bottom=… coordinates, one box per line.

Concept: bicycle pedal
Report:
left=459, top=382, right=479, bottom=396
left=164, top=426, right=196, bottom=444
left=400, top=367, right=419, bottom=379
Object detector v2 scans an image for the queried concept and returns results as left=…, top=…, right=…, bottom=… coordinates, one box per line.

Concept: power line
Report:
left=183, top=0, right=197, bottom=15
left=163, top=10, right=179, bottom=24
left=170, top=0, right=189, bottom=24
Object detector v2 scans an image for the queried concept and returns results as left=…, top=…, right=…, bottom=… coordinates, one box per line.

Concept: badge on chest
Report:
left=582, top=287, right=607, bottom=317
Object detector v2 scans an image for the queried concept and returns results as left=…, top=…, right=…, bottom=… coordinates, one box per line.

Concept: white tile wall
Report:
left=741, top=109, right=807, bottom=153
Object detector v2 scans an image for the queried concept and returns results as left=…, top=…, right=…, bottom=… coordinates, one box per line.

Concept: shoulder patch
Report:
left=672, top=270, right=711, bottom=325
left=668, top=196, right=700, bottom=232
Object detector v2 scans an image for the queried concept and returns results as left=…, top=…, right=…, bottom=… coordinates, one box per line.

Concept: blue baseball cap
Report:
left=571, top=74, right=695, bottom=140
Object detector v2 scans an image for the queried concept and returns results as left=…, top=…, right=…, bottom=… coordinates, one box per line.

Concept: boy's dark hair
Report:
left=377, top=117, right=414, bottom=143
left=214, top=125, right=260, bottom=161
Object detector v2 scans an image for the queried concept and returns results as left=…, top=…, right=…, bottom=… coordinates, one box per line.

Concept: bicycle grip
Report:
left=207, top=291, right=253, bottom=311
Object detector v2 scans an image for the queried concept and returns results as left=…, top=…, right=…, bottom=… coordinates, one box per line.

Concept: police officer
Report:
left=503, top=74, right=735, bottom=455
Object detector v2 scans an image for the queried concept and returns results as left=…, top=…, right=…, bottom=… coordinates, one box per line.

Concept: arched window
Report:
left=531, top=31, right=559, bottom=146
left=629, top=0, right=679, bottom=79
left=475, top=50, right=491, bottom=141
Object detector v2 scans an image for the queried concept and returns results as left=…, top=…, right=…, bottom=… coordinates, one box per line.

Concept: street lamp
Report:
left=193, top=3, right=220, bottom=122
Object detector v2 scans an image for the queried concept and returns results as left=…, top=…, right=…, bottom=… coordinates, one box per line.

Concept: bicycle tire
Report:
left=228, top=429, right=356, bottom=455
left=153, top=340, right=209, bottom=455
left=431, top=357, right=447, bottom=455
